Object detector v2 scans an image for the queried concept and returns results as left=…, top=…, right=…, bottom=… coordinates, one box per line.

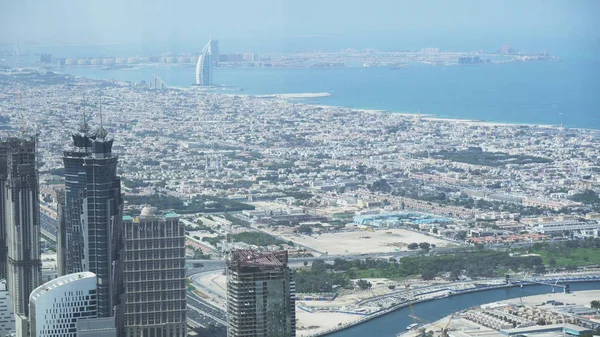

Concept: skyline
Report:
left=1, top=0, right=599, bottom=50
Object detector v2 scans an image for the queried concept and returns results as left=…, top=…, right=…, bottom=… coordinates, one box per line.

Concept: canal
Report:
left=326, top=282, right=600, bottom=337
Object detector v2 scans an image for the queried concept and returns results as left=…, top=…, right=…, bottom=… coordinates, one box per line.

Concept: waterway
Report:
left=325, top=282, right=600, bottom=337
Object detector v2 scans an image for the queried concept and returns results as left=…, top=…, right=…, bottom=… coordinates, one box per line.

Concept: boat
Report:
left=406, top=323, right=419, bottom=330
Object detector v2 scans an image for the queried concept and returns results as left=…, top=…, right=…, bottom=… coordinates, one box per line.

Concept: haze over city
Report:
left=1, top=1, right=600, bottom=337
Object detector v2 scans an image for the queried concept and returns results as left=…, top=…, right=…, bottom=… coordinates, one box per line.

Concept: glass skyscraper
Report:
left=57, top=122, right=124, bottom=320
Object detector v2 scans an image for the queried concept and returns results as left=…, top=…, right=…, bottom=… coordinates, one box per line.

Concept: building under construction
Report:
left=226, top=250, right=296, bottom=337
left=2, top=136, right=41, bottom=336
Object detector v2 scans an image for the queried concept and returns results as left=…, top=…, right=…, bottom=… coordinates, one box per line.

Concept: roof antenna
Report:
left=97, top=97, right=108, bottom=139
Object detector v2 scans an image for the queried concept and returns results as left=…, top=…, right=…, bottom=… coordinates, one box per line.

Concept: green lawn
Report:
left=535, top=248, right=600, bottom=267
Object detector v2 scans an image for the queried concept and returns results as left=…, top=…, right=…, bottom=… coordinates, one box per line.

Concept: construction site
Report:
left=226, top=250, right=296, bottom=337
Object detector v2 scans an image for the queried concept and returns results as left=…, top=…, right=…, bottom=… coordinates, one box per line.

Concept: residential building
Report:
left=226, top=250, right=296, bottom=337
left=122, top=208, right=186, bottom=337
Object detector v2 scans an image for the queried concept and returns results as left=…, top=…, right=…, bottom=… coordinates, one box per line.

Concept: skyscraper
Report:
left=56, top=122, right=124, bottom=320
left=0, top=140, right=8, bottom=281
left=226, top=250, right=296, bottom=337
left=195, top=40, right=214, bottom=86
left=3, top=136, right=41, bottom=336
left=122, top=208, right=186, bottom=337
left=57, top=121, right=94, bottom=276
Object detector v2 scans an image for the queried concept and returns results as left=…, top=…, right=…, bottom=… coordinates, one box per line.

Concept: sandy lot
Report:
left=296, top=310, right=363, bottom=336
left=270, top=228, right=454, bottom=255
left=499, top=289, right=600, bottom=307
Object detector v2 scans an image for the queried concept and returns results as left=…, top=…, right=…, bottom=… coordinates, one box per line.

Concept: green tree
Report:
left=311, top=259, right=327, bottom=272
left=419, top=242, right=431, bottom=250
left=421, top=269, right=436, bottom=280
left=356, top=279, right=372, bottom=290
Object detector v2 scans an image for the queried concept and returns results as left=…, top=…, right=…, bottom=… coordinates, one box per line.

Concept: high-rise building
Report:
left=56, top=122, right=124, bottom=320
left=226, top=250, right=296, bottom=337
left=0, top=140, right=8, bottom=281
left=0, top=279, right=16, bottom=336
left=122, top=208, right=186, bottom=337
left=28, top=272, right=116, bottom=337
left=57, top=121, right=94, bottom=276
left=3, top=137, right=41, bottom=336
left=195, top=40, right=214, bottom=86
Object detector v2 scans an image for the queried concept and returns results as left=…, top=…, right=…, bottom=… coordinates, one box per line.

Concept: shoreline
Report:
left=53, top=68, right=599, bottom=132
left=313, top=276, right=600, bottom=337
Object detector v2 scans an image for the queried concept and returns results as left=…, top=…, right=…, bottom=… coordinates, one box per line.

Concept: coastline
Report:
left=54, top=67, right=599, bottom=131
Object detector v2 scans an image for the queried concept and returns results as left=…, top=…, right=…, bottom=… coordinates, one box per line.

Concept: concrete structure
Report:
left=56, top=122, right=125, bottom=321
left=195, top=40, right=214, bottom=86
left=122, top=208, right=186, bottom=337
left=0, top=141, right=7, bottom=281
left=3, top=137, right=41, bottom=336
left=75, top=317, right=116, bottom=337
left=226, top=250, right=296, bottom=337
left=29, top=272, right=99, bottom=337
left=0, top=280, right=15, bottom=337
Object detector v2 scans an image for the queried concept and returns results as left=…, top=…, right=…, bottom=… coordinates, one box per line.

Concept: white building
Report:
left=0, top=280, right=15, bottom=337
left=29, top=272, right=115, bottom=337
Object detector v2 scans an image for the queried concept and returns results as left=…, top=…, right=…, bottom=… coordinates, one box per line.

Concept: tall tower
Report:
left=57, top=119, right=94, bottom=275
left=195, top=40, right=214, bottom=86
left=81, top=125, right=124, bottom=318
left=0, top=140, right=8, bottom=281
left=226, top=250, right=296, bottom=337
left=57, top=121, right=124, bottom=319
left=4, top=136, right=41, bottom=335
left=122, top=208, right=187, bottom=337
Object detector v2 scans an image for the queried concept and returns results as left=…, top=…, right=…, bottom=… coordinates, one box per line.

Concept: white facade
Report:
left=29, top=272, right=97, bottom=337
left=0, top=280, right=15, bottom=337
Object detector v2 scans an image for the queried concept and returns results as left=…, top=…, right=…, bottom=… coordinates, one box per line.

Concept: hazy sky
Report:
left=1, top=0, right=599, bottom=49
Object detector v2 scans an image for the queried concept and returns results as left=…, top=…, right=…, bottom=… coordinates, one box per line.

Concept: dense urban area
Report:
left=0, top=64, right=599, bottom=337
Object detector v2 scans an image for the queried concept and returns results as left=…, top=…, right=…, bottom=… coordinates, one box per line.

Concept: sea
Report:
left=59, top=60, right=600, bottom=130
left=4, top=39, right=600, bottom=129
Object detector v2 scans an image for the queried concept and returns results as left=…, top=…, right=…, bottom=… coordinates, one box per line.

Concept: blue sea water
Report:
left=60, top=60, right=600, bottom=129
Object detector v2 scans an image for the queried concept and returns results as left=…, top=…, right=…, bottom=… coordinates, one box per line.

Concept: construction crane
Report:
left=405, top=284, right=455, bottom=337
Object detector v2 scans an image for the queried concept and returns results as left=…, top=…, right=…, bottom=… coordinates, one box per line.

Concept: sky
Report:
left=1, top=0, right=599, bottom=52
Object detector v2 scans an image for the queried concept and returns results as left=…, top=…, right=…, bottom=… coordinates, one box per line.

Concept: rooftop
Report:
left=228, top=249, right=288, bottom=269
left=30, top=271, right=96, bottom=301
